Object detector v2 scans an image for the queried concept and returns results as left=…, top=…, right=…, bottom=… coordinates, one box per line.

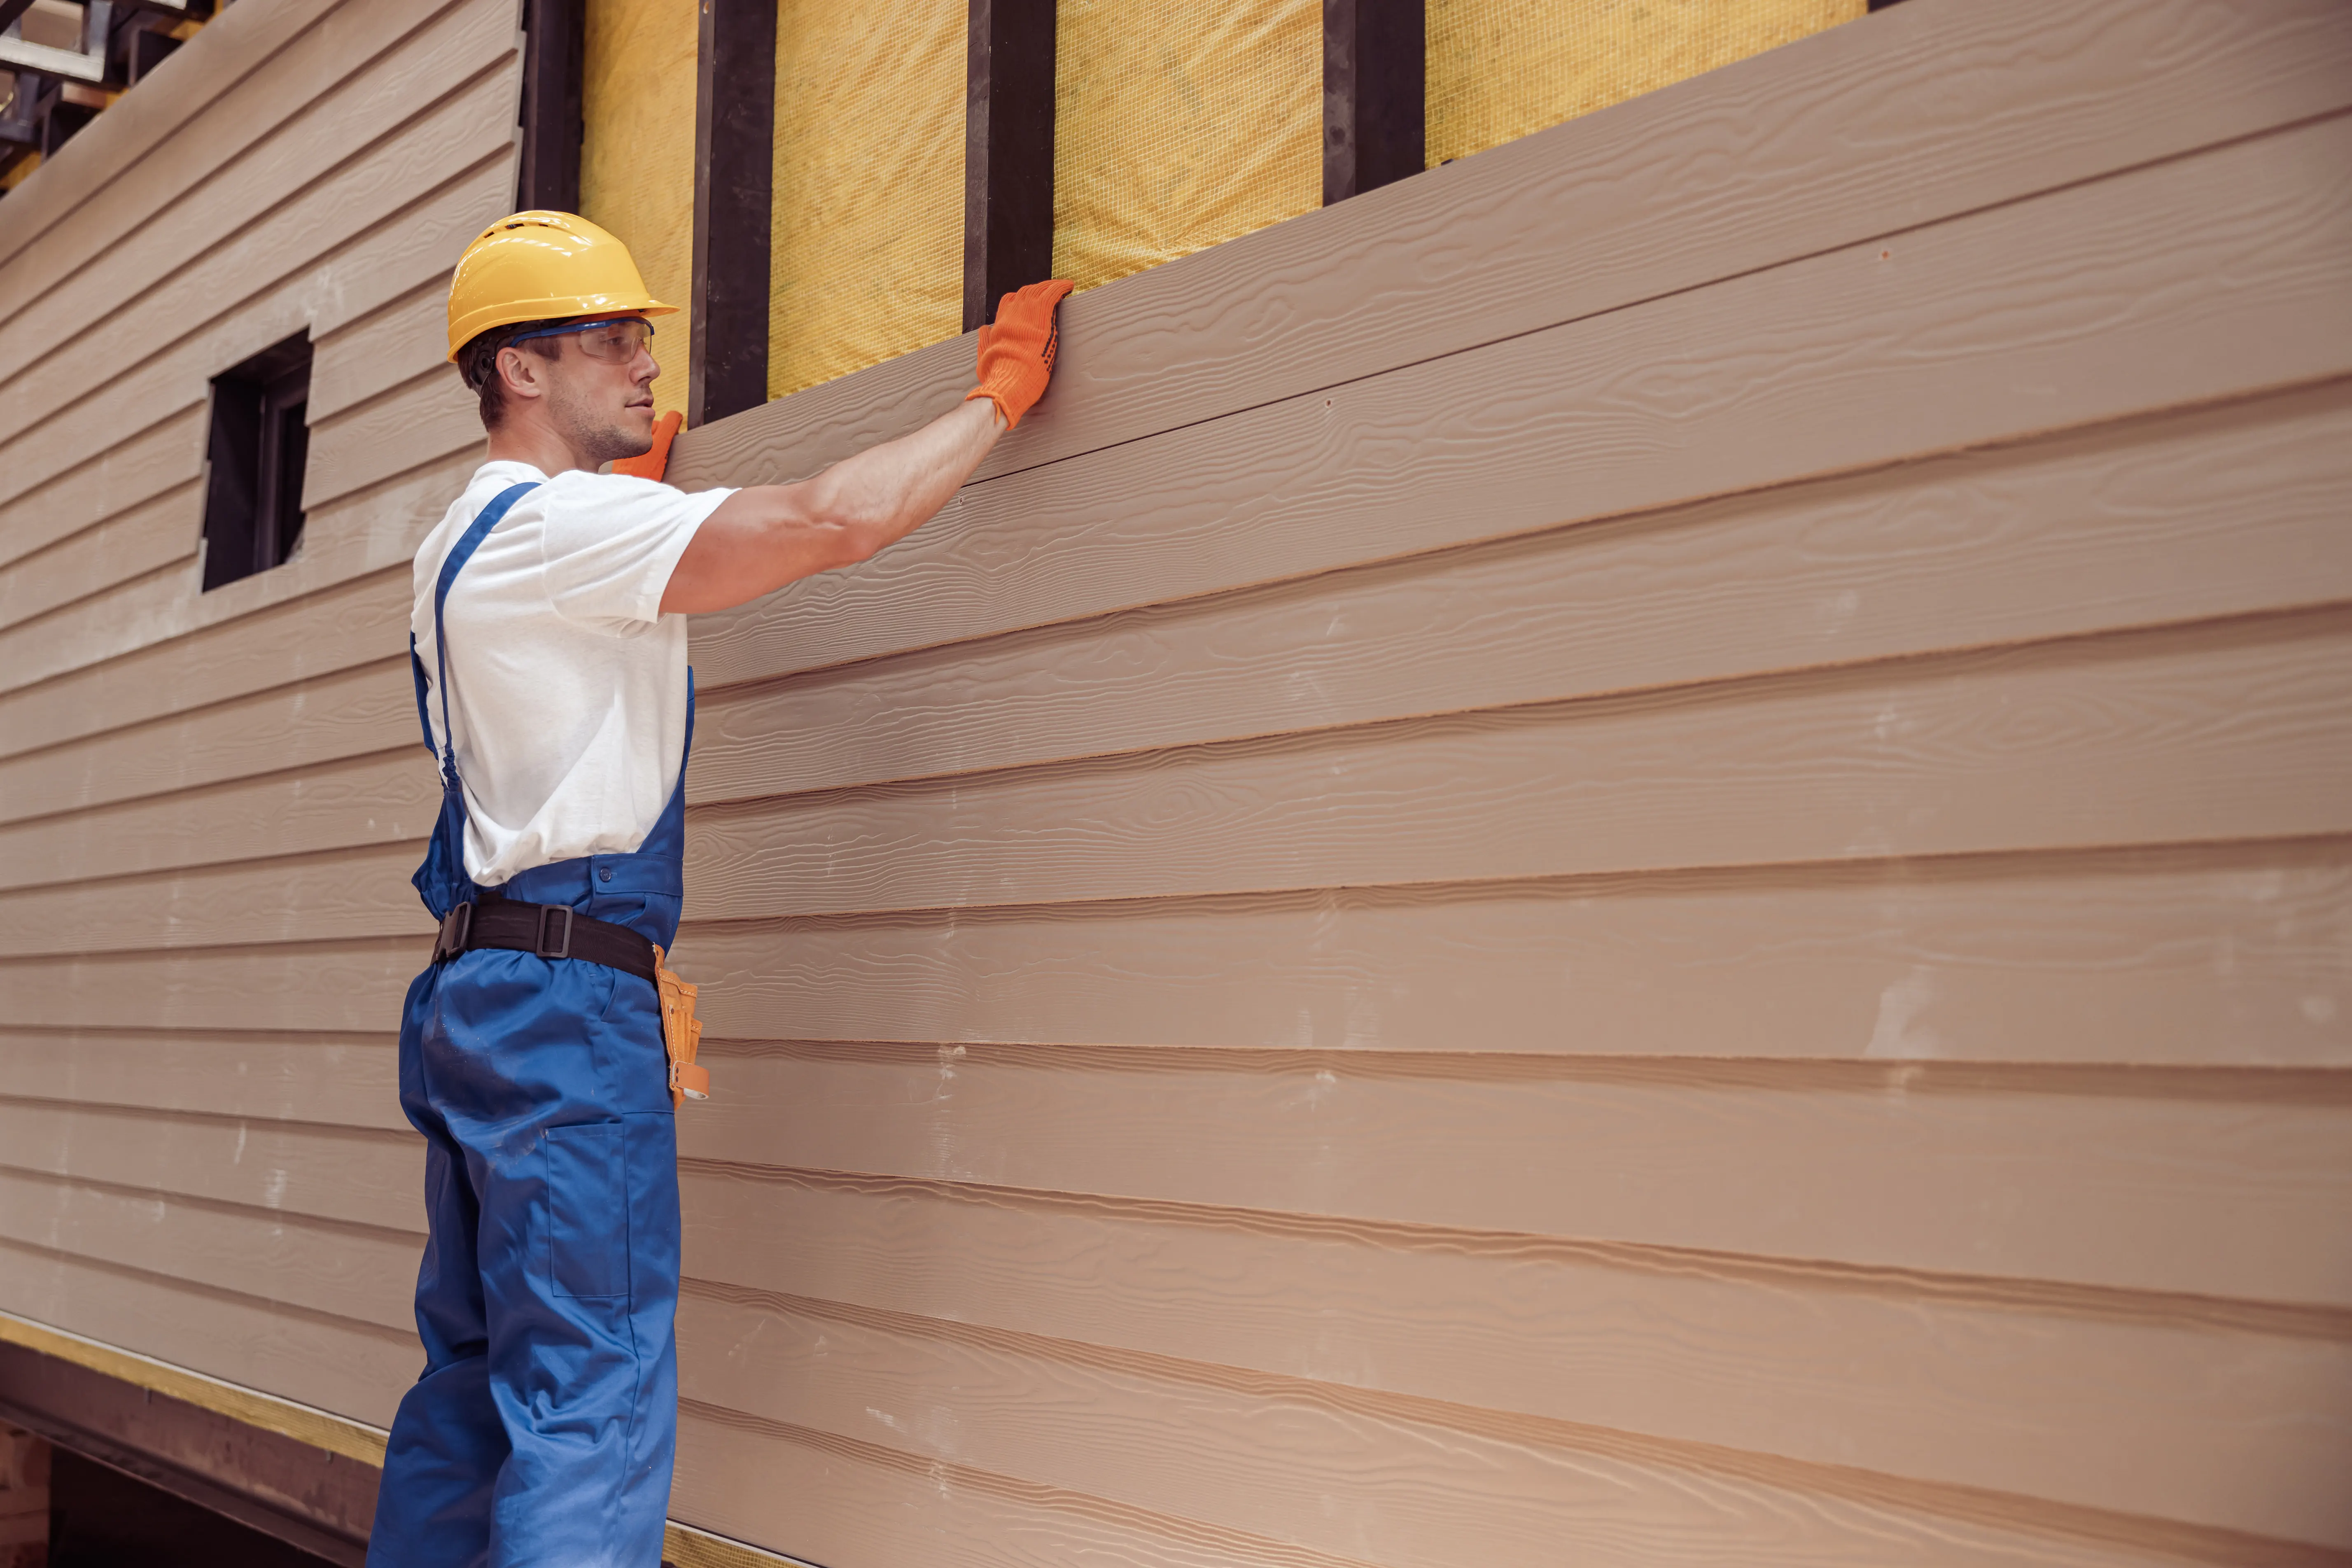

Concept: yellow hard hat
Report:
left=445, top=210, right=677, bottom=362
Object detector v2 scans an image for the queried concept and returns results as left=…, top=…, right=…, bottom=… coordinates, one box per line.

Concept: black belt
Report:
left=431, top=894, right=658, bottom=984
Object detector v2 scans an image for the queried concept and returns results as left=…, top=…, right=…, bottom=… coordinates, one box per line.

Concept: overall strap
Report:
left=427, top=482, right=540, bottom=777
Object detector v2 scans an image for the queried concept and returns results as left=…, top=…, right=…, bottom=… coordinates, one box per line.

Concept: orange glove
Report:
left=966, top=278, right=1074, bottom=429
left=611, top=409, right=682, bottom=481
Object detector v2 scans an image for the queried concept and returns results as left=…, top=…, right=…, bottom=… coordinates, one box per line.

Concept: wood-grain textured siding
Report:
left=2, top=0, right=2347, bottom=1564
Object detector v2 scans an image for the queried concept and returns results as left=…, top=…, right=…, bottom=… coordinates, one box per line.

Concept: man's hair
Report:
left=456, top=318, right=568, bottom=431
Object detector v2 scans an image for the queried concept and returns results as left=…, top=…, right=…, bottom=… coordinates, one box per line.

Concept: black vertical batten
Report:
left=689, top=0, right=777, bottom=424
left=963, top=0, right=1057, bottom=332
left=516, top=0, right=585, bottom=211
left=1323, top=0, right=1423, bottom=204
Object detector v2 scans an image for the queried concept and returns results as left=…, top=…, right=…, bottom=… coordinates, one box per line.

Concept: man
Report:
left=368, top=210, right=1070, bottom=1566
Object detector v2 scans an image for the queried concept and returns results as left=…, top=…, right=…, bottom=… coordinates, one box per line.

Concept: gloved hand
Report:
left=965, top=278, right=1075, bottom=429
left=611, top=409, right=682, bottom=481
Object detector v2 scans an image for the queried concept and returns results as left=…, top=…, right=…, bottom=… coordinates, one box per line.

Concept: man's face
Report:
left=501, top=317, right=660, bottom=465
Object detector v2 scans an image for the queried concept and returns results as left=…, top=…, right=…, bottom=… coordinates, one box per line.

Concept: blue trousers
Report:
left=369, top=942, right=680, bottom=1568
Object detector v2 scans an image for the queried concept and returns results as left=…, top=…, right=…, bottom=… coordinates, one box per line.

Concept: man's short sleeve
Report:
left=537, top=472, right=736, bottom=629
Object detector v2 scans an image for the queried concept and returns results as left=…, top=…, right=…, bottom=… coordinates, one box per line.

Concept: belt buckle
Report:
left=535, top=905, right=574, bottom=961
left=433, top=901, right=474, bottom=962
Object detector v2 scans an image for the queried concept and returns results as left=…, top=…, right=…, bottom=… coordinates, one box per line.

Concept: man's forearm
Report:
left=660, top=399, right=1002, bottom=614
left=804, top=397, right=1003, bottom=561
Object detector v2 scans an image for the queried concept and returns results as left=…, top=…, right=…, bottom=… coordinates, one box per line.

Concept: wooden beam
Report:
left=962, top=0, right=1055, bottom=331
left=515, top=0, right=583, bottom=212
left=1323, top=0, right=1423, bottom=204
left=690, top=0, right=776, bottom=425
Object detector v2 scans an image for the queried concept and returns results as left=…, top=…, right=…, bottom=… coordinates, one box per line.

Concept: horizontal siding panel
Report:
left=0, top=0, right=511, bottom=397
left=0, top=463, right=457, bottom=762
left=672, top=839, right=2352, bottom=1067
left=0, top=658, right=416, bottom=829
left=685, top=107, right=2352, bottom=693
left=680, top=1285, right=2324, bottom=1567
left=0, top=89, right=511, bottom=544
left=311, top=280, right=459, bottom=425
left=678, top=1045, right=2352, bottom=1305
left=302, top=367, right=485, bottom=516
left=684, top=611, right=2352, bottom=919
left=0, top=1237, right=409, bottom=1429
left=670, top=0, right=2352, bottom=500
left=0, top=752, right=432, bottom=893
left=0, top=1097, right=418, bottom=1232
left=0, top=938, right=422, bottom=1033
left=0, top=842, right=431, bottom=957
left=0, top=1028, right=404, bottom=1131
left=683, top=1167, right=2352, bottom=1539
left=0, top=409, right=201, bottom=582
left=0, top=0, right=432, bottom=287
left=691, top=380, right=2352, bottom=802
left=0, top=485, right=195, bottom=636
left=0, top=1167, right=418, bottom=1333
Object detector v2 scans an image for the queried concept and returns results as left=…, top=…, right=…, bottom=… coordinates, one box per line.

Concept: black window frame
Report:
left=200, top=331, right=312, bottom=592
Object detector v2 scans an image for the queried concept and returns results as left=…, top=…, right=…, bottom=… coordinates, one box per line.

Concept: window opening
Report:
left=200, top=331, right=312, bottom=592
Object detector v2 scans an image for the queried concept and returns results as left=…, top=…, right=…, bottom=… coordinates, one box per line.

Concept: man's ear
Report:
left=497, top=345, right=549, bottom=404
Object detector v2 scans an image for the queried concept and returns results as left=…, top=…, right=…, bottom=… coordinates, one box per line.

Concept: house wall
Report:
left=0, top=0, right=2347, bottom=1565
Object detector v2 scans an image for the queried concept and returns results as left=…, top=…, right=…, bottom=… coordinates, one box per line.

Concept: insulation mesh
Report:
left=767, top=0, right=966, bottom=399
left=1052, top=0, right=1321, bottom=295
left=581, top=0, right=700, bottom=420
left=1427, top=0, right=1865, bottom=167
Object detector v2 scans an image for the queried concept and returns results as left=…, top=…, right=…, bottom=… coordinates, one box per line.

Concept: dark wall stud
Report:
left=963, top=0, right=1056, bottom=332
left=1323, top=0, right=1423, bottom=205
left=517, top=0, right=586, bottom=212
left=689, top=0, right=776, bottom=425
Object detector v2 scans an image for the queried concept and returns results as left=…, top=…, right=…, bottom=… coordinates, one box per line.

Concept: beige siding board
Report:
left=672, top=1402, right=2246, bottom=1568
left=684, top=612, right=2352, bottom=919
left=674, top=1402, right=1391, bottom=1568
left=0, top=0, right=428, bottom=282
left=0, top=939, right=421, bottom=1033
left=312, top=280, right=461, bottom=425
left=0, top=452, right=464, bottom=756
left=0, top=1239, right=410, bottom=1429
left=302, top=367, right=488, bottom=516
left=0, top=1098, right=418, bottom=1231
left=0, top=1168, right=418, bottom=1333
left=680, top=1287, right=2335, bottom=1568
left=0, top=752, right=432, bottom=893
left=680, top=1045, right=2352, bottom=1307
left=672, top=840, right=2352, bottom=1069
left=0, top=122, right=513, bottom=545
left=0, top=843, right=431, bottom=957
left=670, top=0, right=2352, bottom=501
left=0, top=0, right=513, bottom=394
left=0, top=659, right=415, bottom=828
left=0, top=1029, right=404, bottom=1132
left=0, top=409, right=202, bottom=583
left=684, top=108, right=2352, bottom=693
left=0, top=483, right=196, bottom=635
left=684, top=1167, right=2352, bottom=1540
left=692, top=381, right=2352, bottom=803
left=0, top=138, right=510, bottom=571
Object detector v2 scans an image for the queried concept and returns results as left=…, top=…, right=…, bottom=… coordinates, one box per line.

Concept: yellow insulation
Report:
left=1052, top=0, right=1321, bottom=295
left=581, top=0, right=700, bottom=420
left=1428, top=0, right=1865, bottom=167
left=768, top=0, right=965, bottom=400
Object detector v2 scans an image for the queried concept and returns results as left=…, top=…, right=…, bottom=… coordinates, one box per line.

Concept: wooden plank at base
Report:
left=0, top=1311, right=810, bottom=1568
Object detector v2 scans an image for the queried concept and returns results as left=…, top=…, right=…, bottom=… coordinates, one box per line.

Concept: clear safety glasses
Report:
left=506, top=316, right=655, bottom=363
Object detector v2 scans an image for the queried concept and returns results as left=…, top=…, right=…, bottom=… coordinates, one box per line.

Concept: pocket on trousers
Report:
left=544, top=1121, right=628, bottom=1298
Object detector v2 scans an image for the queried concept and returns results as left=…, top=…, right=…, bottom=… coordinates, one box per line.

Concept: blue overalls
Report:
left=370, top=483, right=686, bottom=1568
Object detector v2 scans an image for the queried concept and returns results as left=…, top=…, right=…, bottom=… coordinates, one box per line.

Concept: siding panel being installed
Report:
left=0, top=0, right=2345, bottom=1566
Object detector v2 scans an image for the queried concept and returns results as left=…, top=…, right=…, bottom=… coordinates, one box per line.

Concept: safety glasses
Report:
left=506, top=316, right=655, bottom=364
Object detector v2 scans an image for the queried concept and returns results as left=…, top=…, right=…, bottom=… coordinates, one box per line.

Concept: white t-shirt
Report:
left=411, top=461, right=735, bottom=886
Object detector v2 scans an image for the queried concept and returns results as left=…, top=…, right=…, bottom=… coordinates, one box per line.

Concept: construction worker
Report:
left=368, top=210, right=1071, bottom=1567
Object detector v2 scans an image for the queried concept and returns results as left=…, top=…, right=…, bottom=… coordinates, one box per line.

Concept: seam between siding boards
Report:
left=0, top=1307, right=817, bottom=1568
